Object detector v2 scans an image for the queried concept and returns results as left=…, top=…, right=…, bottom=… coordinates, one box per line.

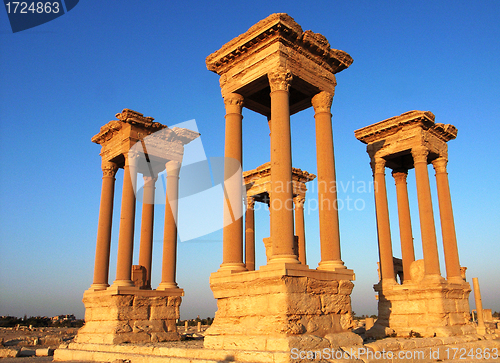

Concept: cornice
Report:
left=206, top=13, right=353, bottom=76
left=355, top=110, right=456, bottom=145
left=91, top=120, right=122, bottom=145
left=243, top=162, right=316, bottom=183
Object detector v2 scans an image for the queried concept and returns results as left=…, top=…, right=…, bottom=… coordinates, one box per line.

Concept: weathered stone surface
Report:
left=17, top=347, right=36, bottom=357
left=74, top=290, right=182, bottom=345
left=356, top=111, right=472, bottom=341
left=36, top=348, right=54, bottom=357
left=374, top=279, right=473, bottom=337
left=205, top=272, right=354, bottom=351
left=325, top=332, right=363, bottom=348
left=206, top=13, right=352, bottom=117
left=0, top=348, right=19, bottom=358
left=409, top=259, right=425, bottom=282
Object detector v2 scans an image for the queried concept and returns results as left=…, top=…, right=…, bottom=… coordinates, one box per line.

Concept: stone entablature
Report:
left=354, top=110, right=457, bottom=144
left=206, top=13, right=352, bottom=116
left=355, top=110, right=457, bottom=170
left=92, top=109, right=199, bottom=174
left=243, top=162, right=316, bottom=203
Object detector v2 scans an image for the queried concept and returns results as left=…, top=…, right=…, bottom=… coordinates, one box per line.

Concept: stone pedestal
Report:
left=204, top=267, right=356, bottom=351
left=74, top=289, right=183, bottom=345
left=373, top=276, right=474, bottom=337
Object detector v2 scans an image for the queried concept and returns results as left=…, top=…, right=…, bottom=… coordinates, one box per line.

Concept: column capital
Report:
left=246, top=196, right=255, bottom=209
left=432, top=157, right=448, bottom=174
left=293, top=194, right=306, bottom=207
left=268, top=66, right=293, bottom=92
left=391, top=169, right=408, bottom=184
left=311, top=91, right=334, bottom=114
left=102, top=161, right=118, bottom=178
left=223, top=93, right=244, bottom=114
left=143, top=175, right=158, bottom=184
left=124, top=151, right=140, bottom=166
left=166, top=160, right=181, bottom=177
left=411, top=146, right=429, bottom=164
left=370, top=157, right=386, bottom=174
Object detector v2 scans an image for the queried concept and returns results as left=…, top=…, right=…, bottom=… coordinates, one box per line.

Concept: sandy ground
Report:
left=0, top=325, right=206, bottom=362
left=0, top=326, right=80, bottom=362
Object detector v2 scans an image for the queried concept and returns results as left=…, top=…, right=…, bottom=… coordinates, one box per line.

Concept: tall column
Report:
left=432, top=156, right=462, bottom=282
left=392, top=169, right=415, bottom=283
left=312, top=91, right=345, bottom=270
left=158, top=161, right=181, bottom=290
left=90, top=161, right=118, bottom=290
left=268, top=67, right=298, bottom=264
left=472, top=277, right=486, bottom=334
left=372, top=157, right=395, bottom=282
left=220, top=93, right=246, bottom=272
left=245, top=197, right=255, bottom=271
left=412, top=146, right=441, bottom=279
left=138, top=175, right=157, bottom=289
left=113, top=152, right=139, bottom=287
left=293, top=195, right=307, bottom=265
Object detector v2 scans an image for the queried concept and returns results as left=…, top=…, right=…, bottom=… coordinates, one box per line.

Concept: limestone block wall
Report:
left=75, top=292, right=181, bottom=344
left=204, top=275, right=355, bottom=351
left=374, top=280, right=475, bottom=337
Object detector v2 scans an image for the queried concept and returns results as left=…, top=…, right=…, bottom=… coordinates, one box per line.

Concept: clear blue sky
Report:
left=1, top=1, right=499, bottom=320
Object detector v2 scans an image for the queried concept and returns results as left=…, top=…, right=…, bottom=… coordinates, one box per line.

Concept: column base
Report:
left=372, top=277, right=474, bottom=338
left=73, top=289, right=183, bottom=345
left=380, top=278, right=398, bottom=287
left=317, top=260, right=347, bottom=271
left=111, top=279, right=135, bottom=288
left=218, top=262, right=247, bottom=273
left=447, top=275, right=466, bottom=284
left=157, top=282, right=179, bottom=290
left=422, top=273, right=446, bottom=283
left=268, top=254, right=300, bottom=264
left=88, top=283, right=109, bottom=291
left=205, top=268, right=357, bottom=351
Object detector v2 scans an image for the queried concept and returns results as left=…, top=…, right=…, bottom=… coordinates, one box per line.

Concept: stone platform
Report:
left=73, top=288, right=183, bottom=345
left=204, top=263, right=357, bottom=352
left=53, top=333, right=500, bottom=363
left=373, top=277, right=474, bottom=338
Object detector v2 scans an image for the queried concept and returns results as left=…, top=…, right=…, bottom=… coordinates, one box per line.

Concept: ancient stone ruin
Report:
left=243, top=162, right=316, bottom=267
left=74, top=109, right=198, bottom=345
left=54, top=13, right=499, bottom=363
left=203, top=12, right=357, bottom=351
left=355, top=110, right=474, bottom=337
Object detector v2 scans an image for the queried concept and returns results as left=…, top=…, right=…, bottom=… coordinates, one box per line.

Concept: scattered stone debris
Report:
left=0, top=326, right=76, bottom=358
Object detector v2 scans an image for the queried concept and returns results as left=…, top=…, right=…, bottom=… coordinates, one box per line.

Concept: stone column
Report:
left=372, top=157, right=395, bottom=282
left=90, top=161, right=118, bottom=290
left=113, top=152, right=139, bottom=287
left=138, top=176, right=157, bottom=289
left=472, top=277, right=486, bottom=334
left=312, top=91, right=345, bottom=270
left=158, top=161, right=181, bottom=290
left=411, top=146, right=441, bottom=279
left=220, top=93, right=246, bottom=272
left=432, top=157, right=462, bottom=282
left=293, top=195, right=307, bottom=265
left=392, top=169, right=415, bottom=282
left=245, top=197, right=256, bottom=271
left=268, top=67, right=298, bottom=264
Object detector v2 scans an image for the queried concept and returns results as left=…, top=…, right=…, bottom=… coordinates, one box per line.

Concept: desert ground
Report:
left=0, top=325, right=208, bottom=362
